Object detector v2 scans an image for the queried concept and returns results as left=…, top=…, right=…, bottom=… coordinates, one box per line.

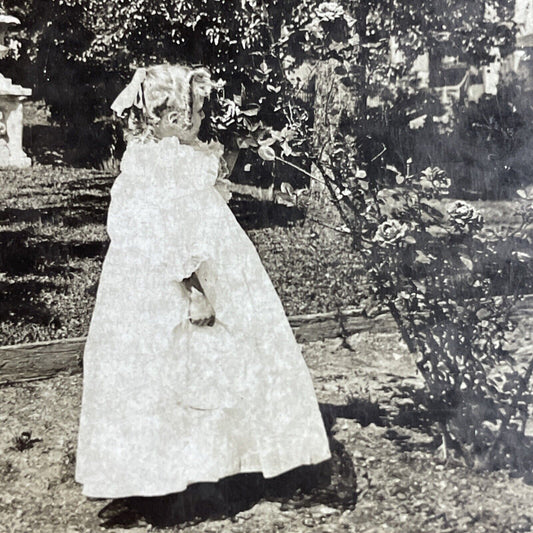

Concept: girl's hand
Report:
left=188, top=287, right=216, bottom=327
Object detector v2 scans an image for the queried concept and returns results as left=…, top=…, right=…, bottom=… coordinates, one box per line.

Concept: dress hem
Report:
left=77, top=451, right=332, bottom=499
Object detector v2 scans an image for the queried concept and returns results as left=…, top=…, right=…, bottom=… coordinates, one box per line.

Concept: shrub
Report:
left=316, top=142, right=533, bottom=470
left=10, top=0, right=516, bottom=174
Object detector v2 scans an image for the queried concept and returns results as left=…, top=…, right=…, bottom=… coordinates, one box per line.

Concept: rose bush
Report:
left=238, top=3, right=532, bottom=473
left=316, top=148, right=533, bottom=471
left=419, top=167, right=452, bottom=196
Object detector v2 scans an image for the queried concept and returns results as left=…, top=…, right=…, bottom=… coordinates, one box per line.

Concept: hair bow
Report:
left=111, top=68, right=147, bottom=117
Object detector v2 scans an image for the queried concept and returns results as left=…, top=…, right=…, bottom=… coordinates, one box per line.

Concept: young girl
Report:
left=75, top=64, right=331, bottom=517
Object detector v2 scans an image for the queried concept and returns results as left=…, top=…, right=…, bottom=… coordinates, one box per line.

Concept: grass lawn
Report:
left=0, top=165, right=362, bottom=346
left=1, top=162, right=531, bottom=347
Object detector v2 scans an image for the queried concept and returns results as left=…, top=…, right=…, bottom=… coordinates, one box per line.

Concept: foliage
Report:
left=272, top=18, right=533, bottom=462
left=443, top=76, right=533, bottom=198
left=5, top=0, right=516, bottom=169
left=360, top=74, right=533, bottom=200
left=253, top=0, right=533, bottom=470
left=6, top=0, right=315, bottom=165
left=231, top=0, right=518, bottom=195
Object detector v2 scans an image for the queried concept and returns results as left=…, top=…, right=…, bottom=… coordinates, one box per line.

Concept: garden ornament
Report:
left=0, top=4, right=31, bottom=167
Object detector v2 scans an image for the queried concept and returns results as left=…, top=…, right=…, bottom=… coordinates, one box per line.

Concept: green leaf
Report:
left=258, top=145, right=276, bottom=161
left=241, top=106, right=260, bottom=117
left=267, top=84, right=281, bottom=93
left=426, top=225, right=444, bottom=237
left=460, top=255, right=474, bottom=270
left=280, top=182, right=295, bottom=196
left=415, top=251, right=431, bottom=264
left=258, top=136, right=277, bottom=147
left=237, top=137, right=253, bottom=149
left=413, top=280, right=426, bottom=293
left=513, top=251, right=531, bottom=262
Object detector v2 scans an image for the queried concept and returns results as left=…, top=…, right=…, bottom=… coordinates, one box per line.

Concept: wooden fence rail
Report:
left=0, top=308, right=395, bottom=385
left=2, top=296, right=533, bottom=385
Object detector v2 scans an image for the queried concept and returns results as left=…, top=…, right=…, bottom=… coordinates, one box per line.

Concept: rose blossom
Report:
left=315, top=2, right=345, bottom=22
left=447, top=201, right=484, bottom=233
left=373, top=219, right=409, bottom=247
left=420, top=167, right=451, bottom=194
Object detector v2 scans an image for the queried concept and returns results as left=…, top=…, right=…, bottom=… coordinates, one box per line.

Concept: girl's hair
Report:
left=124, top=63, right=213, bottom=142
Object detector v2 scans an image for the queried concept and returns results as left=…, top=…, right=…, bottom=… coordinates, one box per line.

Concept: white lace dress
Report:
left=75, top=136, right=331, bottom=498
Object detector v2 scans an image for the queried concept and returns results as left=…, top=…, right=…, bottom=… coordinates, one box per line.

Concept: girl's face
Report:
left=154, top=97, right=205, bottom=143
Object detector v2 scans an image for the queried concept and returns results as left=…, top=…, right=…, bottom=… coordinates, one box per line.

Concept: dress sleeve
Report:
left=108, top=144, right=217, bottom=282
left=108, top=186, right=216, bottom=282
left=166, top=211, right=213, bottom=281
left=213, top=151, right=232, bottom=203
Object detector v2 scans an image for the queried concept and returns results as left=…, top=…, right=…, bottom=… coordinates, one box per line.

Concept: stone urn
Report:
left=0, top=10, right=31, bottom=168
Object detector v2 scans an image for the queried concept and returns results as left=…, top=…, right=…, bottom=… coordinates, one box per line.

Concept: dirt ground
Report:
left=2, top=330, right=533, bottom=533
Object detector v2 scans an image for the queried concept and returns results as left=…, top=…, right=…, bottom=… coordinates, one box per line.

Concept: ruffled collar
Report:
left=127, top=136, right=223, bottom=158
left=120, top=135, right=223, bottom=179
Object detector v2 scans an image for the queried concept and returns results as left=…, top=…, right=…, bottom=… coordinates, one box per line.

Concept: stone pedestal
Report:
left=0, top=73, right=31, bottom=168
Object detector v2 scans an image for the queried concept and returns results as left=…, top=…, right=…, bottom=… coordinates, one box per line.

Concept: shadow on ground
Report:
left=321, top=390, right=444, bottom=456
left=230, top=193, right=306, bottom=230
left=1, top=172, right=309, bottom=340
left=0, top=228, right=108, bottom=277
left=98, top=436, right=357, bottom=530
left=0, top=279, right=58, bottom=325
left=97, top=408, right=358, bottom=529
left=1, top=185, right=304, bottom=285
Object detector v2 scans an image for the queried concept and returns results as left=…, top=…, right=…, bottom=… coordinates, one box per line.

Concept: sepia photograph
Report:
left=1, top=0, right=533, bottom=531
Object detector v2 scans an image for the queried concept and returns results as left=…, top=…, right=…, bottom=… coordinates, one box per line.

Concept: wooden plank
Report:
left=0, top=337, right=85, bottom=385
left=0, top=310, right=389, bottom=385
left=2, top=295, right=533, bottom=385
left=292, top=311, right=395, bottom=343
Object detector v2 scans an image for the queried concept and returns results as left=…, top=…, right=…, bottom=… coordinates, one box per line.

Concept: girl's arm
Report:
left=181, top=272, right=204, bottom=294
left=181, top=272, right=215, bottom=327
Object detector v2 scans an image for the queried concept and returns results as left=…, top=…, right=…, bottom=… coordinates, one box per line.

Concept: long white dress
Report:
left=75, top=136, right=331, bottom=498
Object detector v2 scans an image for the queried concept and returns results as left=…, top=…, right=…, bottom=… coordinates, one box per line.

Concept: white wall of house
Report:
left=515, top=0, right=533, bottom=35
left=372, top=0, right=533, bottom=109
left=465, top=0, right=533, bottom=97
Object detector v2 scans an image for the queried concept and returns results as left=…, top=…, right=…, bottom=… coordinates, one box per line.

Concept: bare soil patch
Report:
left=2, top=331, right=533, bottom=533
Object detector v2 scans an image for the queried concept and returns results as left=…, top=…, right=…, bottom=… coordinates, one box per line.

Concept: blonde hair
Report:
left=124, top=63, right=214, bottom=142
